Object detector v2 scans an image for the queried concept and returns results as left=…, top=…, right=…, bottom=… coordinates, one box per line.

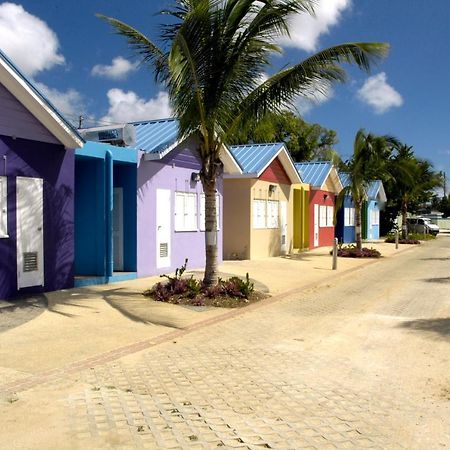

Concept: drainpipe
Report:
left=105, top=150, right=113, bottom=278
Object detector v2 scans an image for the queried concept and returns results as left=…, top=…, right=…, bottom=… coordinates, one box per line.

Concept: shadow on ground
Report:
left=0, top=295, right=47, bottom=333
left=423, top=277, right=450, bottom=284
left=420, top=257, right=450, bottom=262
left=398, top=317, right=450, bottom=340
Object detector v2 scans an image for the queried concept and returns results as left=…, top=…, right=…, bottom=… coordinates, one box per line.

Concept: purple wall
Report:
left=0, top=135, right=75, bottom=299
left=0, top=84, right=60, bottom=145
left=137, top=140, right=223, bottom=277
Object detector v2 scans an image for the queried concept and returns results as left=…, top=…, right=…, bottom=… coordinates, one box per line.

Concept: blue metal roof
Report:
left=229, top=143, right=285, bottom=175
left=0, top=49, right=83, bottom=143
left=339, top=172, right=351, bottom=188
left=295, top=161, right=333, bottom=188
left=131, top=118, right=179, bottom=154
left=367, top=180, right=383, bottom=200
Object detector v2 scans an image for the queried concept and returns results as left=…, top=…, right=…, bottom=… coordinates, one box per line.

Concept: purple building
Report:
left=0, top=50, right=83, bottom=299
left=132, top=119, right=241, bottom=276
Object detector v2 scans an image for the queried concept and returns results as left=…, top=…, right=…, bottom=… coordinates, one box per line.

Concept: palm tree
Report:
left=388, top=145, right=443, bottom=238
left=337, top=130, right=397, bottom=250
left=98, top=0, right=389, bottom=286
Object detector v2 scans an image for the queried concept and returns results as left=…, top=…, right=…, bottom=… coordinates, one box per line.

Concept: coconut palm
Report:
left=337, top=130, right=398, bottom=250
left=98, top=0, right=389, bottom=286
left=387, top=145, right=442, bottom=238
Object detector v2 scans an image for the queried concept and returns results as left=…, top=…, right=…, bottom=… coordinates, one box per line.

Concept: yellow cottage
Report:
left=223, top=143, right=309, bottom=260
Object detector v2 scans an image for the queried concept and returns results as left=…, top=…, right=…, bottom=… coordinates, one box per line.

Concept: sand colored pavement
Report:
left=0, top=241, right=413, bottom=382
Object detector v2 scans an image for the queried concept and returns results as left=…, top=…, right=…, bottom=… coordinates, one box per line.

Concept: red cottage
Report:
left=295, top=162, right=343, bottom=248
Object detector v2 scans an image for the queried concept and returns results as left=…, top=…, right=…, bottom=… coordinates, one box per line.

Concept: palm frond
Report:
left=96, top=14, right=169, bottom=83
left=228, top=42, right=389, bottom=135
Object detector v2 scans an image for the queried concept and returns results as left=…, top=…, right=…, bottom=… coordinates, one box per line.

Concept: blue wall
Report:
left=114, top=164, right=137, bottom=271
left=74, top=142, right=138, bottom=277
left=74, top=157, right=105, bottom=275
left=367, top=200, right=380, bottom=240
left=335, top=195, right=356, bottom=243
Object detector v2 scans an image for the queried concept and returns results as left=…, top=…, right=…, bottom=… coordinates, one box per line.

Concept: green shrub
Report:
left=333, top=244, right=381, bottom=258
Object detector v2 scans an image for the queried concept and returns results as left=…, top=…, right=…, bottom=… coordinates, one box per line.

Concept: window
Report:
left=175, top=192, right=197, bottom=231
left=199, top=193, right=220, bottom=231
left=319, top=205, right=327, bottom=227
left=344, top=207, right=355, bottom=227
left=0, top=177, right=7, bottom=238
left=326, top=206, right=334, bottom=227
left=371, top=209, right=379, bottom=226
left=253, top=199, right=266, bottom=229
left=267, top=200, right=279, bottom=229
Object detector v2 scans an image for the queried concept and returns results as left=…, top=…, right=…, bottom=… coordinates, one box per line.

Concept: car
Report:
left=406, top=217, right=440, bottom=236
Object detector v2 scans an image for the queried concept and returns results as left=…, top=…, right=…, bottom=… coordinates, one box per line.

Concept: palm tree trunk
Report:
left=202, top=177, right=219, bottom=287
left=401, top=200, right=408, bottom=239
left=355, top=201, right=363, bottom=250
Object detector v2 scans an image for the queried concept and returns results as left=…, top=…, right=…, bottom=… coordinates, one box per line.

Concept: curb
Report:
left=0, top=243, right=423, bottom=395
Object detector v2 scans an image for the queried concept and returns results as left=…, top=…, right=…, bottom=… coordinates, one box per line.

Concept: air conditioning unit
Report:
left=79, top=124, right=136, bottom=147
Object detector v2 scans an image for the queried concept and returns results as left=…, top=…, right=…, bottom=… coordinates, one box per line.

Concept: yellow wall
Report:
left=292, top=183, right=310, bottom=250
left=223, top=179, right=310, bottom=259
left=223, top=178, right=252, bottom=259
left=249, top=179, right=292, bottom=259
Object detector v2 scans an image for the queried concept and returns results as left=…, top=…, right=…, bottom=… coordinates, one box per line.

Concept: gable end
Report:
left=260, top=157, right=291, bottom=184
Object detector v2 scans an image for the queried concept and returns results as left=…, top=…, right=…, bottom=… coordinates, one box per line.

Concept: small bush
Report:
left=333, top=244, right=381, bottom=258
left=143, top=262, right=257, bottom=306
left=227, top=273, right=254, bottom=299
left=384, top=234, right=421, bottom=245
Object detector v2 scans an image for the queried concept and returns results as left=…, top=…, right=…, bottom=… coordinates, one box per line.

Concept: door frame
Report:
left=313, top=203, right=319, bottom=247
left=156, top=188, right=171, bottom=269
left=113, top=187, right=124, bottom=271
left=16, top=176, right=44, bottom=289
left=280, top=200, right=288, bottom=254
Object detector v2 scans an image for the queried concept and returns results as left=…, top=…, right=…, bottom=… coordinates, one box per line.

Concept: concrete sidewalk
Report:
left=0, top=241, right=416, bottom=386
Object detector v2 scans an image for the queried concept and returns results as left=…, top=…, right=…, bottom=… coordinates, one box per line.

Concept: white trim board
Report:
left=0, top=53, right=83, bottom=149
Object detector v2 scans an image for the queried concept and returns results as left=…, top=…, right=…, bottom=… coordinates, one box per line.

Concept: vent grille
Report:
left=159, top=243, right=168, bottom=258
left=23, top=252, right=38, bottom=272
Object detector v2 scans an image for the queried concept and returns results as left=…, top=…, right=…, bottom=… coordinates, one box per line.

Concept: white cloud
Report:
left=279, top=0, right=351, bottom=52
left=91, top=56, right=138, bottom=80
left=0, top=2, right=65, bottom=76
left=357, top=72, right=403, bottom=114
left=295, top=82, right=334, bottom=115
left=101, top=89, right=172, bottom=123
left=34, top=81, right=85, bottom=118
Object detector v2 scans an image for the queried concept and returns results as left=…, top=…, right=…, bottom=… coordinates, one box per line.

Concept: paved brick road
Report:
left=1, top=237, right=450, bottom=449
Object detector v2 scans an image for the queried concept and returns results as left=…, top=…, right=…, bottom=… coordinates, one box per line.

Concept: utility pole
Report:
left=443, top=171, right=447, bottom=197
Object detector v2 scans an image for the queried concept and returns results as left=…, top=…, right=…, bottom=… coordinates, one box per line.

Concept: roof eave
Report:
left=0, top=54, right=83, bottom=149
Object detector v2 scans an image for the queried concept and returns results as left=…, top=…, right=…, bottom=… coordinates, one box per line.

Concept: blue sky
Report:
left=0, top=0, right=449, bottom=189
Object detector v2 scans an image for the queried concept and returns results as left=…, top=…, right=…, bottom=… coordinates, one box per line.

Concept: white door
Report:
left=314, top=204, right=319, bottom=247
left=16, top=177, right=44, bottom=289
left=156, top=189, right=171, bottom=268
left=280, top=201, right=288, bottom=254
left=113, top=187, right=124, bottom=271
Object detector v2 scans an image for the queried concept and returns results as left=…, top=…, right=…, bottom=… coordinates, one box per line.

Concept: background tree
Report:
left=337, top=130, right=397, bottom=249
left=99, top=0, right=389, bottom=285
left=229, top=110, right=341, bottom=163
left=380, top=144, right=443, bottom=237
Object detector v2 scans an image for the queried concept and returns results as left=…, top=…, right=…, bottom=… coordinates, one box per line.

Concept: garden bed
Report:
left=143, top=260, right=267, bottom=308
left=333, top=245, right=381, bottom=258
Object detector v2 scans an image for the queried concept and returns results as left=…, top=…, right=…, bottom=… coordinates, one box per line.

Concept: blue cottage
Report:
left=335, top=173, right=356, bottom=244
left=74, top=140, right=138, bottom=287
left=364, top=180, right=387, bottom=240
